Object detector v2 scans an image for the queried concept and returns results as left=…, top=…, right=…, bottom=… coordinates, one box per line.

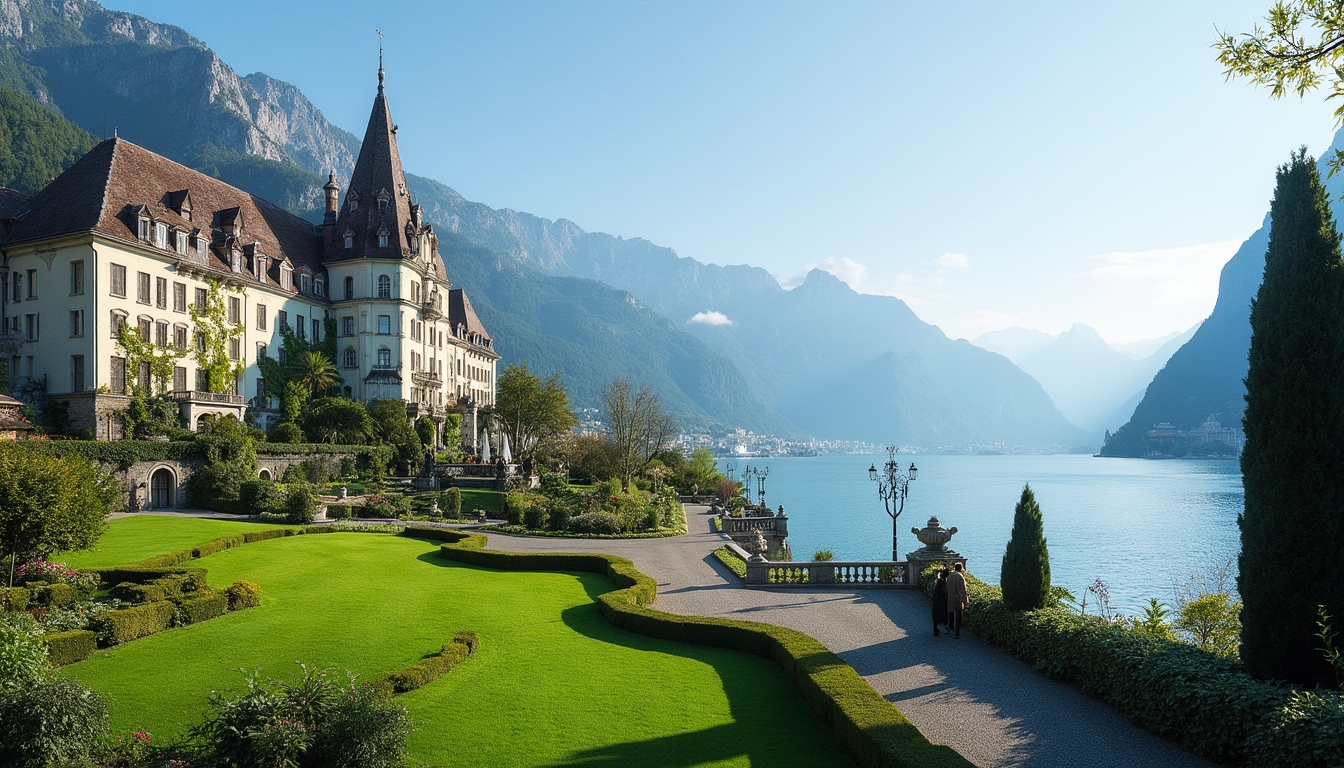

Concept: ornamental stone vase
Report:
left=906, top=516, right=967, bottom=569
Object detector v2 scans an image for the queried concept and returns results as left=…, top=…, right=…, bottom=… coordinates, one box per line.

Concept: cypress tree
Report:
left=1000, top=484, right=1051, bottom=611
left=1240, top=149, right=1344, bottom=685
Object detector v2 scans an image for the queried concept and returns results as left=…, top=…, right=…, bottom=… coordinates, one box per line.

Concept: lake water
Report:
left=731, top=454, right=1243, bottom=614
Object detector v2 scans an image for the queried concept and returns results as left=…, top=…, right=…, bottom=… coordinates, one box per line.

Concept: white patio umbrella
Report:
left=502, top=433, right=513, bottom=462
left=479, top=429, right=491, bottom=461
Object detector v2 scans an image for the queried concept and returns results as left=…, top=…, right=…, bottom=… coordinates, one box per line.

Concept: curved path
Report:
left=479, top=508, right=1213, bottom=768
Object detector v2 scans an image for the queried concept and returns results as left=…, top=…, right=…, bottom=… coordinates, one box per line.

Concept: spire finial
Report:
left=376, top=28, right=385, bottom=91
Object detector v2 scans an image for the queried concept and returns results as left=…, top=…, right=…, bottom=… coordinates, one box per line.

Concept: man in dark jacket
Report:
left=946, top=563, right=967, bottom=638
left=931, top=569, right=949, bottom=636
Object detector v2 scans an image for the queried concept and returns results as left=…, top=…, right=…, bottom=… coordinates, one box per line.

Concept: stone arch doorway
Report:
left=150, top=467, right=175, bottom=509
left=258, top=468, right=272, bottom=482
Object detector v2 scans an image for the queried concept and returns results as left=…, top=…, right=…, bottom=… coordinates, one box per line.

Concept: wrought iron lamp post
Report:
left=867, top=447, right=918, bottom=561
left=755, top=467, right=769, bottom=507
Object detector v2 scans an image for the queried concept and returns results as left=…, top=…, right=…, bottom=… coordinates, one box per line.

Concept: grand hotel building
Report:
left=0, top=69, right=498, bottom=440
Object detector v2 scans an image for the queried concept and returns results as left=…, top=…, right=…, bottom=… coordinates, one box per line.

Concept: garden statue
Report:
left=429, top=498, right=440, bottom=517
left=745, top=529, right=769, bottom=557
left=778, top=504, right=785, bottom=517
left=338, top=485, right=348, bottom=500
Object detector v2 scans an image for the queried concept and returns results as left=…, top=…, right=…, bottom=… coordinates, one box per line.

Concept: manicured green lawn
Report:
left=63, top=526, right=850, bottom=767
left=55, top=515, right=291, bottom=568
left=460, top=488, right=505, bottom=515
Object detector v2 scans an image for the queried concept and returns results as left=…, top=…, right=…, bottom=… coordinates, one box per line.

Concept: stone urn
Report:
left=744, top=529, right=769, bottom=559
left=909, top=516, right=961, bottom=560
left=338, top=486, right=348, bottom=500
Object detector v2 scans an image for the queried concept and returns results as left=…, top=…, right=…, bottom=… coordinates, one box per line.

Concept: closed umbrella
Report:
left=502, top=433, right=513, bottom=463
left=479, top=430, right=491, bottom=461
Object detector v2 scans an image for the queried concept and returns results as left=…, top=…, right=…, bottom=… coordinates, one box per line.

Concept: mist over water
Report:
left=737, top=454, right=1242, bottom=614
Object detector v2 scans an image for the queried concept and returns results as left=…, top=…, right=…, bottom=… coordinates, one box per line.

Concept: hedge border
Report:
left=713, top=545, right=747, bottom=580
left=383, top=630, right=478, bottom=693
left=40, top=629, right=97, bottom=666
left=429, top=529, right=970, bottom=768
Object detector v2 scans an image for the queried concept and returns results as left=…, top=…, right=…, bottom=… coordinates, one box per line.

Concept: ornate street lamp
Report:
left=868, top=446, right=918, bottom=561
left=755, top=467, right=770, bottom=507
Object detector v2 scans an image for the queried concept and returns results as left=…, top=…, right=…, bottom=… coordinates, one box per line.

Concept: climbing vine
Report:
left=189, top=278, right=245, bottom=393
left=116, top=324, right=185, bottom=396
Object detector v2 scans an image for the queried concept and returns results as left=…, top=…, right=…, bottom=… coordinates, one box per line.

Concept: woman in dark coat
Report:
left=931, top=568, right=949, bottom=636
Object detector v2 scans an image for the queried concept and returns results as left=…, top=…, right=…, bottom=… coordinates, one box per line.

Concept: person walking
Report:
left=946, top=563, right=968, bottom=638
left=931, top=568, right=949, bottom=636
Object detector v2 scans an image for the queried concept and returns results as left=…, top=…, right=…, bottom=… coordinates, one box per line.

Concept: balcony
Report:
left=421, top=299, right=441, bottom=320
left=412, top=370, right=442, bottom=386
left=169, top=390, right=244, bottom=405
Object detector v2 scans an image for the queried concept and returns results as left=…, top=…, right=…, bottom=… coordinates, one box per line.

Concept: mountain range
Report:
left=0, top=0, right=1095, bottom=448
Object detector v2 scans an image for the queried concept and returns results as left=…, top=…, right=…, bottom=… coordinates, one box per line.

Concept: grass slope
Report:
left=56, top=515, right=290, bottom=568
left=63, top=526, right=850, bottom=767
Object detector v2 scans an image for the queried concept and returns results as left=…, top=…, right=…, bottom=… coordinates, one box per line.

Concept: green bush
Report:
left=40, top=629, right=97, bottom=667
left=282, top=483, right=319, bottom=524
left=133, top=547, right=195, bottom=568
left=149, top=572, right=199, bottom=599
left=110, top=582, right=165, bottom=604
left=90, top=565, right=207, bottom=591
left=176, top=591, right=229, bottom=625
left=1000, top=484, right=1051, bottom=611
left=268, top=421, right=304, bottom=443
left=327, top=503, right=353, bottom=520
left=193, top=534, right=246, bottom=558
left=30, top=582, right=74, bottom=607
left=224, top=580, right=262, bottom=610
left=523, top=503, right=548, bottom=530
left=566, top=512, right=621, bottom=535
left=714, top=546, right=747, bottom=579
left=435, top=532, right=970, bottom=768
left=242, top=528, right=287, bottom=544
left=239, top=478, right=281, bottom=515
left=14, top=439, right=203, bottom=469
left=386, top=632, right=477, bottom=693
left=0, top=587, right=29, bottom=612
left=0, top=675, right=109, bottom=767
left=91, top=601, right=176, bottom=646
left=441, top=487, right=462, bottom=519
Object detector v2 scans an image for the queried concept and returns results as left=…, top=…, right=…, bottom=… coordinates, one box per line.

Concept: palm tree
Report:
left=296, top=351, right=340, bottom=397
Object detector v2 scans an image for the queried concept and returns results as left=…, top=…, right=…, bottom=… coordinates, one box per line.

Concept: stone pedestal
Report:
left=905, top=515, right=968, bottom=583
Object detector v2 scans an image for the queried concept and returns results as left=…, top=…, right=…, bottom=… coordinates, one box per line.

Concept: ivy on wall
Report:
left=189, top=279, right=245, bottom=393
left=116, top=325, right=186, bottom=396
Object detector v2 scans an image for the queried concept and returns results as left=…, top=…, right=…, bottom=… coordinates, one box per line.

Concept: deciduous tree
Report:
left=603, top=379, right=677, bottom=489
left=0, top=445, right=120, bottom=581
left=496, top=364, right=578, bottom=460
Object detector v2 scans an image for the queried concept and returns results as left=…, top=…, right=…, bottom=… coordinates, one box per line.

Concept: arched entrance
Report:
left=150, top=467, right=175, bottom=509
left=258, top=468, right=272, bottom=481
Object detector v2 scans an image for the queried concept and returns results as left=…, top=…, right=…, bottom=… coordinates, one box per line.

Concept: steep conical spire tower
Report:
left=326, top=62, right=419, bottom=262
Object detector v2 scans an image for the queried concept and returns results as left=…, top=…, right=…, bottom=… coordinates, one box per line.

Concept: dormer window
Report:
left=230, top=250, right=242, bottom=273
left=256, top=255, right=268, bottom=282
left=300, top=273, right=312, bottom=294
left=315, top=278, right=325, bottom=297
left=377, top=225, right=389, bottom=249
left=195, top=234, right=207, bottom=260
left=280, top=264, right=293, bottom=291
left=175, top=231, right=188, bottom=255
left=377, top=189, right=391, bottom=212
left=343, top=228, right=354, bottom=249
left=154, top=222, right=168, bottom=249
left=347, top=191, right=360, bottom=212
left=138, top=217, right=151, bottom=241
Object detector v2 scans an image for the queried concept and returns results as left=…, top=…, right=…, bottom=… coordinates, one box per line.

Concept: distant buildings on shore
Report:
left=1139, top=415, right=1244, bottom=458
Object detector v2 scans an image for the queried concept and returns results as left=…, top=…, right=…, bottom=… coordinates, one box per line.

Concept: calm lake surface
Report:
left=733, top=454, right=1243, bottom=613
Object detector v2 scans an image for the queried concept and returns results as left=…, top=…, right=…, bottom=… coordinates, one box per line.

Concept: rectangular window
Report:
left=24, top=314, right=37, bottom=341
left=342, top=316, right=354, bottom=336
left=110, top=264, right=127, bottom=297
left=278, top=346, right=287, bottom=365
left=70, top=355, right=84, bottom=393
left=256, top=377, right=266, bottom=399
left=154, top=223, right=167, bottom=249
left=110, top=312, right=126, bottom=339
left=110, top=356, right=126, bottom=395
left=296, top=315, right=306, bottom=339
left=26, top=269, right=36, bottom=299
left=196, top=237, right=207, bottom=260
left=228, top=296, right=241, bottom=326
left=301, top=273, right=312, bottom=294
left=312, top=318, right=320, bottom=341
left=155, top=321, right=168, bottom=347
left=377, top=315, right=390, bottom=335
left=228, top=337, right=240, bottom=361
left=174, top=325, right=187, bottom=349
left=315, top=279, right=325, bottom=297
left=11, top=275, right=19, bottom=303
left=194, top=287, right=208, bottom=312
left=175, top=231, right=188, bottom=255
left=138, top=218, right=150, bottom=241
left=257, top=343, right=267, bottom=361
left=194, top=331, right=206, bottom=353
left=70, top=261, right=84, bottom=295
left=377, top=348, right=391, bottom=368
left=137, top=272, right=151, bottom=304
left=278, top=310, right=288, bottom=333
left=139, top=362, right=151, bottom=393
left=156, top=277, right=167, bottom=309
left=256, top=304, right=267, bottom=331
left=173, top=282, right=186, bottom=312
left=343, top=348, right=356, bottom=368
left=138, top=317, right=151, bottom=340
left=69, top=310, right=84, bottom=337
left=173, top=366, right=186, bottom=392
left=195, top=368, right=209, bottom=392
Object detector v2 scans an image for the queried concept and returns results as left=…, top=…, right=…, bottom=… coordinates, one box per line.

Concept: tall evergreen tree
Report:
left=1240, top=149, right=1344, bottom=685
left=1000, top=484, right=1051, bottom=611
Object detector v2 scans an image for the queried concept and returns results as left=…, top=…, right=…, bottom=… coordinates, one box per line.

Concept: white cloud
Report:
left=815, top=257, right=869, bottom=290
left=688, top=311, right=734, bottom=326
left=933, top=252, right=969, bottom=268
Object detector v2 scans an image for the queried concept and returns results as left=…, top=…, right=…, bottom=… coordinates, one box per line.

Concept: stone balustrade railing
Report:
left=720, top=515, right=789, bottom=536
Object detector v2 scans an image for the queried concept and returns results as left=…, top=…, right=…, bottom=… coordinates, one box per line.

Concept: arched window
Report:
left=377, top=275, right=391, bottom=299
left=344, top=276, right=354, bottom=299
left=343, top=347, right=357, bottom=368
left=110, top=310, right=128, bottom=339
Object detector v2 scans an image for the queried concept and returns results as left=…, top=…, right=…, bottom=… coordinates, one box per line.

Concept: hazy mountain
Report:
left=1101, top=132, right=1344, bottom=457
left=1112, top=330, right=1185, bottom=360
left=977, top=323, right=1199, bottom=435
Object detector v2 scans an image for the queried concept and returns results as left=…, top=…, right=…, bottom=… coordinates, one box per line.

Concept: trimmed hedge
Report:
left=327, top=504, right=352, bottom=520
left=435, top=531, right=970, bottom=768
left=224, top=580, right=262, bottom=610
left=242, top=528, right=286, bottom=544
left=929, top=572, right=1343, bottom=764
left=14, top=440, right=203, bottom=469
left=30, top=582, right=75, bottom=607
left=0, top=586, right=28, bottom=611
left=255, top=443, right=394, bottom=471
left=110, top=582, right=165, bottom=604
left=386, top=631, right=478, bottom=693
left=176, top=591, right=229, bottom=625
left=93, top=600, right=176, bottom=646
left=193, top=534, right=246, bottom=558
left=41, top=629, right=97, bottom=667
left=90, top=566, right=207, bottom=592
left=713, top=545, right=747, bottom=580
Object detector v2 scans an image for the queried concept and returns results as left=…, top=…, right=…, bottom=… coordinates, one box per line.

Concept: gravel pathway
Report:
left=478, top=506, right=1213, bottom=768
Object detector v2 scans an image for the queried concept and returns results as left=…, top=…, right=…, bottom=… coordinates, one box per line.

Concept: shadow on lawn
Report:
left=411, top=547, right=853, bottom=767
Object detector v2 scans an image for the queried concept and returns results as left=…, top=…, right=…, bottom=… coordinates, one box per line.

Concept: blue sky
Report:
left=106, top=1, right=1334, bottom=343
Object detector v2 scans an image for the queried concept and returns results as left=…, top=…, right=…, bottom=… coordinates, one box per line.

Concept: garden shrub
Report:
left=327, top=503, right=353, bottom=520
left=523, top=503, right=548, bottom=530
left=134, top=548, right=195, bottom=568
left=0, top=587, right=29, bottom=612
left=175, top=591, right=228, bottom=625
left=110, top=582, right=165, bottom=604
left=547, top=499, right=572, bottom=531
left=714, top=545, right=747, bottom=579
left=282, top=483, right=319, bottom=524
left=268, top=421, right=304, bottom=443
left=566, top=512, right=621, bottom=535
left=91, top=565, right=207, bottom=591
left=434, top=532, right=971, bottom=768
left=0, top=618, right=47, bottom=691
left=224, top=580, right=262, bottom=610
left=40, top=629, right=96, bottom=667
left=149, top=573, right=199, bottom=599
left=386, top=632, right=477, bottom=693
left=239, top=479, right=281, bottom=515
left=193, top=534, right=246, bottom=558
left=92, top=601, right=176, bottom=646
left=242, top=528, right=287, bottom=544
left=441, top=487, right=462, bottom=519
left=504, top=491, right=531, bottom=525
left=30, top=582, right=75, bottom=608
left=0, top=675, right=108, bottom=768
